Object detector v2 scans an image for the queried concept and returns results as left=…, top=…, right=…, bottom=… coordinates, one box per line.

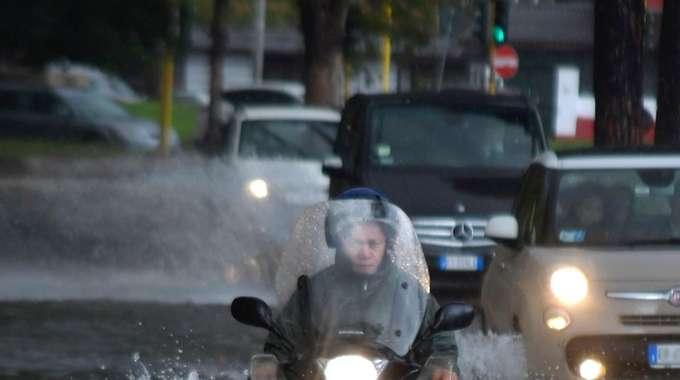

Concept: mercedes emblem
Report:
left=452, top=223, right=474, bottom=242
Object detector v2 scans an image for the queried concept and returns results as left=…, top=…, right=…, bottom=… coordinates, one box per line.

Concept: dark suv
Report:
left=324, top=89, right=547, bottom=294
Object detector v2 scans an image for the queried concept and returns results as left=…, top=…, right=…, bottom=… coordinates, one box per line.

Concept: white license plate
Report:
left=649, top=343, right=680, bottom=368
left=438, top=254, right=483, bottom=272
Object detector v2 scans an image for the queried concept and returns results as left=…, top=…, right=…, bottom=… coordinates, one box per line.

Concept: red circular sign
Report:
left=493, top=44, right=519, bottom=79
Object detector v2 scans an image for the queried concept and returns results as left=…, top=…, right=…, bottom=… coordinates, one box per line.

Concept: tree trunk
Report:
left=298, top=0, right=350, bottom=107
left=655, top=0, right=680, bottom=147
left=175, top=0, right=193, bottom=92
left=200, top=0, right=228, bottom=153
left=593, top=0, right=645, bottom=147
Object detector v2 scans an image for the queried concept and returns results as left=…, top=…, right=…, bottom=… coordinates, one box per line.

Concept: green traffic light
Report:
left=492, top=25, right=506, bottom=44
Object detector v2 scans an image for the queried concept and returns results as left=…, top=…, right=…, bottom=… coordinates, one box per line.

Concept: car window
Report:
left=368, top=104, right=534, bottom=168
left=238, top=119, right=338, bottom=160
left=60, top=92, right=130, bottom=119
left=551, top=168, right=680, bottom=246
left=29, top=92, right=67, bottom=116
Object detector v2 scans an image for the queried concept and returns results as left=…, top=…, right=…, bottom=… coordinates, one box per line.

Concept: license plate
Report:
left=648, top=343, right=680, bottom=368
left=437, top=254, right=483, bottom=272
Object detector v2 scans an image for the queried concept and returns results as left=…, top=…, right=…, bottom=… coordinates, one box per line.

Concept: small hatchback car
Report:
left=481, top=150, right=680, bottom=379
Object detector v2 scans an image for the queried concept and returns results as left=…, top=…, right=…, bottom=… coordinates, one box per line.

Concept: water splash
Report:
left=457, top=331, right=528, bottom=380
left=129, top=352, right=151, bottom=380
left=0, top=154, right=325, bottom=304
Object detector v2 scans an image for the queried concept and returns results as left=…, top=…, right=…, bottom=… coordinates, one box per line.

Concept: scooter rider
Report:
left=264, top=188, right=460, bottom=380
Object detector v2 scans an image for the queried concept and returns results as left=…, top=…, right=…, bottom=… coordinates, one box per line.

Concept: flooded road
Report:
left=0, top=155, right=527, bottom=379
left=0, top=301, right=262, bottom=379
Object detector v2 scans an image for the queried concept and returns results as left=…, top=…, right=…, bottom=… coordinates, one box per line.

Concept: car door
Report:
left=24, top=91, right=83, bottom=140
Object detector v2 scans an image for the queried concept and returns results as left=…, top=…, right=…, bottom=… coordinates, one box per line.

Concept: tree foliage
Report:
left=194, top=0, right=298, bottom=28
left=0, top=0, right=173, bottom=76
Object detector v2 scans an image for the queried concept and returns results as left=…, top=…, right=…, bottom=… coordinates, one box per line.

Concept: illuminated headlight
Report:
left=247, top=179, right=269, bottom=199
left=578, top=358, right=606, bottom=380
left=544, top=308, right=571, bottom=331
left=550, top=267, right=588, bottom=306
left=324, top=355, right=378, bottom=380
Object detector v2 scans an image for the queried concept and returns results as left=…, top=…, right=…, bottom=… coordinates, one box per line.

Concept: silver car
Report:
left=482, top=150, right=680, bottom=379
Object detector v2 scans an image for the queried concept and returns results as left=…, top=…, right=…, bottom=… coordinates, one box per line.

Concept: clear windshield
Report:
left=238, top=120, right=338, bottom=160
left=551, top=168, right=680, bottom=246
left=369, top=104, right=535, bottom=168
left=273, top=198, right=430, bottom=356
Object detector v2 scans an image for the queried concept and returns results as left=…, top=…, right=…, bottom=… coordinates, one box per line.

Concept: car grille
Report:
left=412, top=217, right=493, bottom=248
left=621, top=315, right=680, bottom=327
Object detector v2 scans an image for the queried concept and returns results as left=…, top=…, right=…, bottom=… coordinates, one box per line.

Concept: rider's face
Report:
left=341, top=222, right=387, bottom=275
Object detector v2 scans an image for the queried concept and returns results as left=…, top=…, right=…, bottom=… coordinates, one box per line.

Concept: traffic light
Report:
left=471, top=1, right=488, bottom=46
left=492, top=0, right=509, bottom=45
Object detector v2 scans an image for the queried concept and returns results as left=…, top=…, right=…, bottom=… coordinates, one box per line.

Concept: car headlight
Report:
left=578, top=358, right=606, bottom=379
left=247, top=179, right=269, bottom=199
left=544, top=308, right=571, bottom=330
left=324, top=355, right=378, bottom=380
left=550, top=267, right=589, bottom=305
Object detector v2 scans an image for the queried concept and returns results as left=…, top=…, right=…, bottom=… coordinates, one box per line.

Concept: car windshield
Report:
left=238, top=119, right=338, bottom=160
left=551, top=168, right=680, bottom=246
left=369, top=104, right=535, bottom=168
left=60, top=92, right=130, bottom=120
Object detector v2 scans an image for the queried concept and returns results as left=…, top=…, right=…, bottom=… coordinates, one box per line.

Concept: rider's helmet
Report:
left=324, top=187, right=398, bottom=250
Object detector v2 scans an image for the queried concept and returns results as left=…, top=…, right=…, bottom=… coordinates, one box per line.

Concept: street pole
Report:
left=254, top=0, right=266, bottom=84
left=488, top=0, right=497, bottom=95
left=159, top=48, right=175, bottom=156
left=435, top=8, right=455, bottom=91
left=381, top=1, right=392, bottom=92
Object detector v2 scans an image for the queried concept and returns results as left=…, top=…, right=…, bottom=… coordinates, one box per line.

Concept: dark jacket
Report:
left=264, top=259, right=459, bottom=375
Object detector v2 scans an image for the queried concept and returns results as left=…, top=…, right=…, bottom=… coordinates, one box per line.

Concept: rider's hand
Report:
left=431, top=367, right=458, bottom=380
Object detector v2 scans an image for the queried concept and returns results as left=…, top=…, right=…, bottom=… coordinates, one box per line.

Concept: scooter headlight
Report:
left=323, top=355, right=379, bottom=380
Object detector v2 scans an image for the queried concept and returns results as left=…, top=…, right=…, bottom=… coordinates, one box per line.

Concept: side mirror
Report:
left=322, top=155, right=343, bottom=176
left=231, top=296, right=275, bottom=331
left=431, top=303, right=475, bottom=333
left=486, top=215, right=518, bottom=244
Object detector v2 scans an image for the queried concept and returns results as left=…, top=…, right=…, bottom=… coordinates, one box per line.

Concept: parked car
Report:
left=0, top=83, right=178, bottom=151
left=482, top=149, right=680, bottom=379
left=195, top=84, right=306, bottom=139
left=221, top=87, right=303, bottom=108
left=323, top=89, right=547, bottom=294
